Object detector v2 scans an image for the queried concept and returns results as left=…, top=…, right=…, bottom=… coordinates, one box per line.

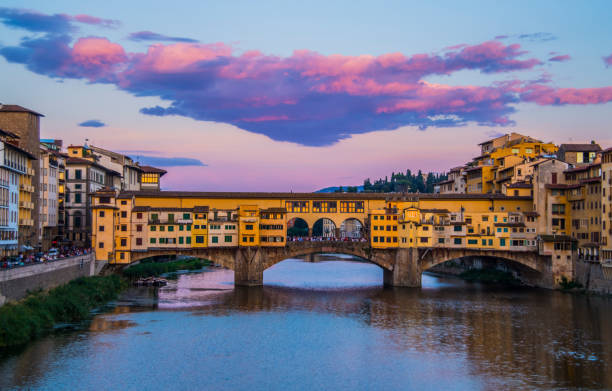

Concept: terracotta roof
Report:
left=559, top=143, right=601, bottom=152
left=4, top=141, right=37, bottom=160
left=539, top=234, right=575, bottom=242
left=118, top=190, right=533, bottom=202
left=66, top=157, right=122, bottom=176
left=506, top=182, right=532, bottom=189
left=546, top=184, right=580, bottom=190
left=420, top=208, right=450, bottom=214
left=0, top=128, right=20, bottom=139
left=0, top=104, right=44, bottom=116
left=193, top=206, right=210, bottom=213
left=564, top=163, right=600, bottom=173
left=523, top=211, right=539, bottom=217
left=139, top=165, right=167, bottom=175
left=261, top=207, right=287, bottom=213
left=494, top=222, right=525, bottom=227
left=436, top=179, right=455, bottom=185
left=580, top=177, right=601, bottom=184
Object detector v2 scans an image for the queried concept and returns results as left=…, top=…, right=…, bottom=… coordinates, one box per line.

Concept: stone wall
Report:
left=0, top=254, right=95, bottom=305
left=574, top=260, right=612, bottom=295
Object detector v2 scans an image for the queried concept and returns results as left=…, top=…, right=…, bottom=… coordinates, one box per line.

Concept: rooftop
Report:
left=559, top=143, right=602, bottom=153
left=0, top=104, right=44, bottom=117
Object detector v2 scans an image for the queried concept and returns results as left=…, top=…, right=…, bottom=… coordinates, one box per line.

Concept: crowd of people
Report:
left=287, top=236, right=368, bottom=242
left=1, top=246, right=92, bottom=270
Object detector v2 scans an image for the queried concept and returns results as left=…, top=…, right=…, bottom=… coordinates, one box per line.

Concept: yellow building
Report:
left=90, top=190, right=545, bottom=265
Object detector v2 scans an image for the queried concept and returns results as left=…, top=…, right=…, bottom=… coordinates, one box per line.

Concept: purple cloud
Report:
left=78, top=119, right=106, bottom=127
left=0, top=7, right=118, bottom=34
left=605, top=53, right=612, bottom=67
left=128, top=31, right=198, bottom=43
left=1, top=8, right=612, bottom=146
left=518, top=32, right=557, bottom=42
left=0, top=7, right=72, bottom=33
left=548, top=54, right=571, bottom=62
left=134, top=156, right=206, bottom=167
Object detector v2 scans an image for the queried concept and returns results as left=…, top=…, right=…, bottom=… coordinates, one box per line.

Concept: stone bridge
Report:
left=128, top=242, right=561, bottom=288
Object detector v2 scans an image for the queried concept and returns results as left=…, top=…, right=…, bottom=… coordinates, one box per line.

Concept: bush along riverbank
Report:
left=122, top=258, right=212, bottom=279
left=0, top=275, right=125, bottom=348
left=459, top=268, right=522, bottom=285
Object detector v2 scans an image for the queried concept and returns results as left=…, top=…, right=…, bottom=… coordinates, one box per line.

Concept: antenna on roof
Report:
left=84, top=138, right=89, bottom=148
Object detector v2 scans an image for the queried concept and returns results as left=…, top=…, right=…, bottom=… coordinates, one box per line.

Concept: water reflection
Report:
left=1, top=257, right=611, bottom=390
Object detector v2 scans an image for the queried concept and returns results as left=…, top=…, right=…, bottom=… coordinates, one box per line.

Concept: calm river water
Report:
left=1, top=255, right=612, bottom=390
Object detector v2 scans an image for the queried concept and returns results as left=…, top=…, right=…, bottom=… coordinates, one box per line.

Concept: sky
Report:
left=1, top=0, right=611, bottom=191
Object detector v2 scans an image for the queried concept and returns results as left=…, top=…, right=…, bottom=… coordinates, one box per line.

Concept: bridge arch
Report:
left=418, top=248, right=549, bottom=285
left=287, top=217, right=309, bottom=237
left=340, top=218, right=364, bottom=239
left=312, top=218, right=336, bottom=238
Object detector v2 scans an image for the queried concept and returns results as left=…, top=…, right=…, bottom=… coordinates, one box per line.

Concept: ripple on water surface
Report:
left=0, top=256, right=611, bottom=391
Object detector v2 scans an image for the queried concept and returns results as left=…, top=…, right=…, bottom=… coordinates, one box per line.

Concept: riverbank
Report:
left=0, top=275, right=125, bottom=348
left=122, top=258, right=212, bottom=278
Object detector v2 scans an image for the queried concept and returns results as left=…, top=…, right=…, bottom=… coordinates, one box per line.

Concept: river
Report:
left=1, top=255, right=611, bottom=390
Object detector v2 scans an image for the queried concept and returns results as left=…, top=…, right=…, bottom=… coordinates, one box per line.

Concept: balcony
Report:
left=19, top=218, right=34, bottom=226
left=19, top=201, right=34, bottom=209
left=19, top=184, right=35, bottom=192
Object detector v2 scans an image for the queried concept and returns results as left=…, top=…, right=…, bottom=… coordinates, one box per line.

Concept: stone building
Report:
left=0, top=104, right=42, bottom=250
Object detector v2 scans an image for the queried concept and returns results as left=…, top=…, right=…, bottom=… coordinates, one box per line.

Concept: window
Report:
left=151, top=213, right=158, bottom=221
left=242, top=237, right=247, bottom=242
left=454, top=238, right=462, bottom=245
left=160, top=226, right=165, bottom=232
left=121, top=200, right=127, bottom=205
left=150, top=238, right=156, bottom=244
left=245, top=224, right=253, bottom=230
left=98, top=242, right=104, bottom=248
left=150, top=226, right=156, bottom=231
left=137, top=213, right=143, bottom=219
left=225, top=235, right=232, bottom=242
left=453, top=225, right=462, bottom=232
left=196, top=235, right=205, bottom=244
left=168, top=226, right=174, bottom=232
left=99, top=211, right=105, bottom=217
left=168, top=214, right=174, bottom=222
left=373, top=237, right=378, bottom=243
left=186, top=237, right=191, bottom=244
left=75, top=169, right=82, bottom=179
left=136, top=238, right=142, bottom=245
left=468, top=239, right=478, bottom=245
left=179, top=225, right=184, bottom=231
left=420, top=237, right=428, bottom=243
left=438, top=238, right=445, bottom=244
left=75, top=193, right=82, bottom=203
left=136, top=225, right=142, bottom=232
left=120, top=238, right=127, bottom=246
left=179, top=237, right=184, bottom=244
left=121, top=225, right=127, bottom=231
left=500, top=238, right=506, bottom=246
left=183, top=213, right=190, bottom=219
left=212, top=236, right=218, bottom=243
left=99, top=225, right=104, bottom=232
left=121, top=211, right=127, bottom=218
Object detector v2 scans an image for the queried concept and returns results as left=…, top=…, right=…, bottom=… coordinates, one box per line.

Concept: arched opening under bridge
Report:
left=340, top=218, right=364, bottom=239
left=287, top=217, right=309, bottom=237
left=312, top=218, right=336, bottom=238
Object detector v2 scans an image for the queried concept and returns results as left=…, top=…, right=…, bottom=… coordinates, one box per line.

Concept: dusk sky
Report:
left=1, top=0, right=611, bottom=191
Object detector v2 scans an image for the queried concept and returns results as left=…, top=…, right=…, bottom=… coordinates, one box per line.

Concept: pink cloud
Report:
left=68, top=37, right=127, bottom=80
left=1, top=12, right=611, bottom=146
left=548, top=54, right=571, bottom=62
left=521, top=84, right=612, bottom=105
left=240, top=115, right=290, bottom=122
left=72, top=14, right=119, bottom=28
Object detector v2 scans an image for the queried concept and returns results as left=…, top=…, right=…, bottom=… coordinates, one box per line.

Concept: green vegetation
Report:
left=559, top=276, right=584, bottom=291
left=122, top=258, right=211, bottom=278
left=363, top=169, right=447, bottom=193
left=0, top=275, right=125, bottom=348
left=459, top=268, right=521, bottom=285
